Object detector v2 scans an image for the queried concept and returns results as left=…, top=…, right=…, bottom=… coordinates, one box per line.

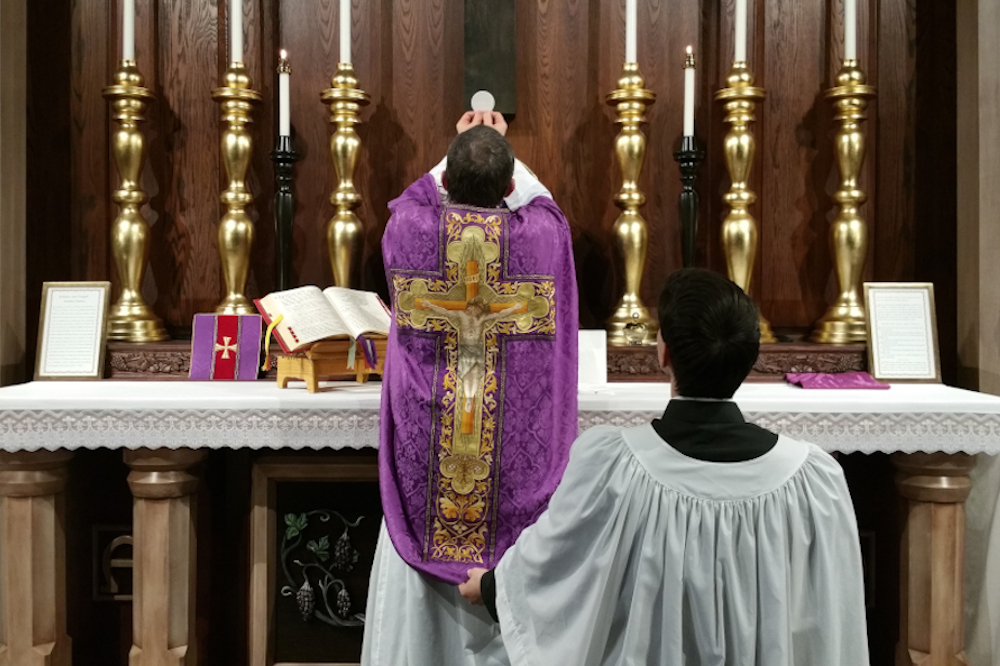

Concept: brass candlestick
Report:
left=321, top=63, right=370, bottom=288
left=212, top=63, right=262, bottom=314
left=715, top=62, right=775, bottom=343
left=605, top=62, right=657, bottom=347
left=102, top=61, right=168, bottom=342
left=811, top=61, right=876, bottom=344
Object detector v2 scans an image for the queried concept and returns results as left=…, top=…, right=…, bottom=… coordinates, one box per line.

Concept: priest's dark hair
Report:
left=658, top=268, right=760, bottom=399
left=445, top=126, right=515, bottom=208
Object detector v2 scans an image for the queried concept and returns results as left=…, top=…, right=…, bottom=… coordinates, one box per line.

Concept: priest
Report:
left=362, top=112, right=578, bottom=666
left=460, top=268, right=869, bottom=666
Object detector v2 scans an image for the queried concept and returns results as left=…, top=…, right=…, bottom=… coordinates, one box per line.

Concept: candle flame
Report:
left=281, top=49, right=288, bottom=59
left=684, top=46, right=696, bottom=68
left=277, top=50, right=291, bottom=74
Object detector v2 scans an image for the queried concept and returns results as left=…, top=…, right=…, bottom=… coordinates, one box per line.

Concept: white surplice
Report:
left=361, top=523, right=510, bottom=666
left=495, top=424, right=870, bottom=666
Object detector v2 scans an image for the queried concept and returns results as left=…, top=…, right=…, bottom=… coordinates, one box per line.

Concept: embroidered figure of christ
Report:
left=379, top=171, right=577, bottom=581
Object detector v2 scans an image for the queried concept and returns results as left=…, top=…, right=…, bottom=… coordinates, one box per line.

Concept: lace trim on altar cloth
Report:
left=578, top=411, right=1000, bottom=455
left=1, top=409, right=1000, bottom=454
left=0, top=409, right=381, bottom=451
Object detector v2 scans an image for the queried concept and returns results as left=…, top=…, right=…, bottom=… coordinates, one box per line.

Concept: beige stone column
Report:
left=893, top=452, right=976, bottom=666
left=0, top=0, right=27, bottom=385
left=958, top=0, right=1000, bottom=394
left=0, top=451, right=73, bottom=666
left=957, top=0, right=1000, bottom=664
left=125, top=449, right=207, bottom=666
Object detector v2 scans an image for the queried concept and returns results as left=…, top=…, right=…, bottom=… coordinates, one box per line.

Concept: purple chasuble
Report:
left=380, top=174, right=578, bottom=584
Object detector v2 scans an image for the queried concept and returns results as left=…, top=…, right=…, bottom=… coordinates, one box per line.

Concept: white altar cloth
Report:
left=1, top=380, right=1000, bottom=453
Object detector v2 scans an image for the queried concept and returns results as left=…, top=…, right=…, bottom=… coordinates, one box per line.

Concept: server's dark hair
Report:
left=658, top=268, right=760, bottom=399
left=444, top=126, right=515, bottom=207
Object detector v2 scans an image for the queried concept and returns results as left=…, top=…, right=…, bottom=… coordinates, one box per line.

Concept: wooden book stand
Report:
left=274, top=337, right=387, bottom=393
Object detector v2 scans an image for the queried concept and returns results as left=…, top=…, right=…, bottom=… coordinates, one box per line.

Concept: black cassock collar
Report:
left=651, top=398, right=778, bottom=463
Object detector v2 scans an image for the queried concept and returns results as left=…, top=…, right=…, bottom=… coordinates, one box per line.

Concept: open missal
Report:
left=254, top=286, right=391, bottom=354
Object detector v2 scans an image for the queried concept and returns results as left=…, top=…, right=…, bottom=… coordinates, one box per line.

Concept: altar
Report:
left=0, top=380, right=997, bottom=666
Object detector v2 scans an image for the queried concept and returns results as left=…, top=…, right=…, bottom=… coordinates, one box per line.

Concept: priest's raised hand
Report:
left=457, top=110, right=508, bottom=136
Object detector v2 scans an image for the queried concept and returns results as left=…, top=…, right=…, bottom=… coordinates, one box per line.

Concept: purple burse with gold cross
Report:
left=189, top=314, right=264, bottom=380
left=379, top=174, right=578, bottom=584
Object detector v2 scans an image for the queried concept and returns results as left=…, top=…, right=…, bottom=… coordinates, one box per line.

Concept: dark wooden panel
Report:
left=509, top=0, right=611, bottom=326
left=390, top=0, right=464, bottom=192
left=244, top=0, right=277, bottom=302
left=26, top=0, right=73, bottom=373
left=759, top=0, right=830, bottom=327
left=134, top=0, right=164, bottom=313
left=913, top=0, right=957, bottom=384
left=355, top=0, right=398, bottom=297
left=150, top=0, right=222, bottom=329
left=70, top=0, right=111, bottom=284
left=634, top=0, right=696, bottom=319
left=278, top=0, right=337, bottom=292
left=874, top=0, right=916, bottom=285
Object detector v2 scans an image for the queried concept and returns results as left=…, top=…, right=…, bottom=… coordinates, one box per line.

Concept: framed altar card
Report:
left=864, top=282, right=940, bottom=382
left=35, top=281, right=111, bottom=380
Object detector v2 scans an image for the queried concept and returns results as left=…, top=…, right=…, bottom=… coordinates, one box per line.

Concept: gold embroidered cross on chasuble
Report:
left=393, top=208, right=555, bottom=563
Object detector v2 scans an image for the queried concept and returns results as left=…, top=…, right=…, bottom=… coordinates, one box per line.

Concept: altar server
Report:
left=460, top=268, right=870, bottom=666
left=363, top=111, right=578, bottom=666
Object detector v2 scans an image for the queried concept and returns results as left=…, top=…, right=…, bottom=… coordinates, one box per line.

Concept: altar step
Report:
left=107, top=333, right=866, bottom=383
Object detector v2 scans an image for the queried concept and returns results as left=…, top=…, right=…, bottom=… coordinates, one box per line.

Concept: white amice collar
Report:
left=672, top=395, right=734, bottom=403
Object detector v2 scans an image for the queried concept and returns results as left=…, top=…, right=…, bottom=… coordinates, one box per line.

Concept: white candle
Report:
left=278, top=51, right=290, bottom=137
left=230, top=0, right=243, bottom=63
left=340, top=0, right=352, bottom=64
left=734, top=0, right=748, bottom=63
left=683, top=47, right=695, bottom=137
left=122, top=0, right=136, bottom=61
left=844, top=0, right=857, bottom=60
left=625, top=0, right=637, bottom=63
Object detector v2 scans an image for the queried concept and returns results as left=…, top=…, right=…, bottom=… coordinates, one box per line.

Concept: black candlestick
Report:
left=271, top=134, right=299, bottom=291
left=673, top=135, right=705, bottom=269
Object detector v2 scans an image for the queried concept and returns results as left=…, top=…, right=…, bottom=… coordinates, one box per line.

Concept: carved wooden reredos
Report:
left=29, top=0, right=956, bottom=372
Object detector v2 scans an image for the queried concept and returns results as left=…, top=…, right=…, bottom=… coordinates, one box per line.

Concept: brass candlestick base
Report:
left=811, top=60, right=876, bottom=344
left=606, top=62, right=657, bottom=347
left=102, top=61, right=168, bottom=342
left=715, top=62, right=775, bottom=344
left=321, top=63, right=370, bottom=288
left=212, top=63, right=262, bottom=314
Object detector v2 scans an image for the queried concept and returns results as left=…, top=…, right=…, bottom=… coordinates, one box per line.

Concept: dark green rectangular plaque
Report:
left=464, top=0, right=516, bottom=116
